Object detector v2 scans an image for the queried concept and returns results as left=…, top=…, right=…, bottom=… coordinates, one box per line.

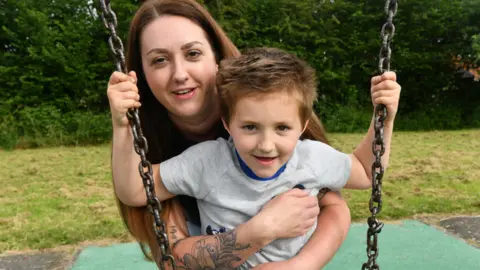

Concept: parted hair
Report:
left=217, top=47, right=318, bottom=125
left=119, top=0, right=239, bottom=267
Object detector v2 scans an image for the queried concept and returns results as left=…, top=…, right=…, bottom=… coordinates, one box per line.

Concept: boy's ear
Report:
left=221, top=118, right=231, bottom=134
left=301, top=119, right=310, bottom=134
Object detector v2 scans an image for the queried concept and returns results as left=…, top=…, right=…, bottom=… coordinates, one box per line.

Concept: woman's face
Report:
left=140, top=15, right=218, bottom=119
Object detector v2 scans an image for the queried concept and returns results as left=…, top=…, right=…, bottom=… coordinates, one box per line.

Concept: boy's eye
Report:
left=242, top=125, right=256, bottom=131
left=277, top=125, right=290, bottom=132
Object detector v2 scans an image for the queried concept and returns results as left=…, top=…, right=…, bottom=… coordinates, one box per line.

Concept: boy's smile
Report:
left=224, top=91, right=307, bottom=179
left=254, top=156, right=277, bottom=165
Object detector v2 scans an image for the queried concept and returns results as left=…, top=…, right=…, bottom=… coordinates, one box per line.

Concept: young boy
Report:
left=122, top=47, right=400, bottom=269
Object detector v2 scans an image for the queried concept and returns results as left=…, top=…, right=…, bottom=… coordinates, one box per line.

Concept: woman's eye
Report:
left=187, top=50, right=202, bottom=58
left=153, top=57, right=167, bottom=65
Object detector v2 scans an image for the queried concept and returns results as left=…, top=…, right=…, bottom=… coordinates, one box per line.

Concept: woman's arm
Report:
left=169, top=218, right=268, bottom=269
left=345, top=71, right=400, bottom=189
left=292, top=191, right=350, bottom=269
left=251, top=191, right=351, bottom=270
left=344, top=116, right=394, bottom=190
left=111, top=125, right=165, bottom=206
left=165, top=189, right=320, bottom=270
left=112, top=124, right=179, bottom=205
left=108, top=71, right=160, bottom=207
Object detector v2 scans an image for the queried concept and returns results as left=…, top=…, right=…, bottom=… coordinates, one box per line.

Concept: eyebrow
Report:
left=181, top=41, right=203, bottom=50
left=146, top=41, right=204, bottom=56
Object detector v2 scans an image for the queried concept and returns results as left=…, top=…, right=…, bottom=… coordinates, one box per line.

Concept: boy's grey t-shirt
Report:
left=160, top=138, right=351, bottom=269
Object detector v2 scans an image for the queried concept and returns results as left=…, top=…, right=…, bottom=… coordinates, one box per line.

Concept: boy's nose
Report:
left=257, top=136, right=274, bottom=153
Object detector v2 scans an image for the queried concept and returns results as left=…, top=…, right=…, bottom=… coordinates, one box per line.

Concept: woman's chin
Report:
left=171, top=105, right=206, bottom=119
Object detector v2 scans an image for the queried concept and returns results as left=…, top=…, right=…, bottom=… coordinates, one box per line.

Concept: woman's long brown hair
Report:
left=114, top=0, right=239, bottom=267
left=113, top=0, right=328, bottom=268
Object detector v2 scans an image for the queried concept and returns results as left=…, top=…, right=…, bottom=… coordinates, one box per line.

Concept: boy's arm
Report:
left=155, top=169, right=177, bottom=201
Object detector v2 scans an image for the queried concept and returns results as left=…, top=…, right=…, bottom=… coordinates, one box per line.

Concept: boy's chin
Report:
left=252, top=168, right=277, bottom=179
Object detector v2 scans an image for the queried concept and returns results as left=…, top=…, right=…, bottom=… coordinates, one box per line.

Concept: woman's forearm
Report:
left=111, top=125, right=153, bottom=206
left=292, top=191, right=351, bottom=269
left=170, top=217, right=271, bottom=269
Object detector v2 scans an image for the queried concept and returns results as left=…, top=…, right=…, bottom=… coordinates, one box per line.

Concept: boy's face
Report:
left=224, top=91, right=306, bottom=178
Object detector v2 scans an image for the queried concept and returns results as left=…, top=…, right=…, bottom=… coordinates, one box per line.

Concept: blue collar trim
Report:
left=234, top=150, right=286, bottom=181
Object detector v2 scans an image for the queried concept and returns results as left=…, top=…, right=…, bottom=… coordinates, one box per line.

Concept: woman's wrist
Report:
left=245, top=214, right=274, bottom=248
left=112, top=121, right=130, bottom=134
left=289, top=253, right=320, bottom=270
left=112, top=124, right=133, bottom=145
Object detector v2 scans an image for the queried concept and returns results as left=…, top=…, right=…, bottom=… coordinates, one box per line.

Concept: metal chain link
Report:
left=99, top=1, right=176, bottom=269
left=362, top=1, right=397, bottom=269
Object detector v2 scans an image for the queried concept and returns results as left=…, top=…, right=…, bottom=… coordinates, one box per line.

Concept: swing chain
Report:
left=363, top=1, right=397, bottom=270
left=99, top=0, right=126, bottom=74
left=378, top=0, right=397, bottom=73
left=99, top=1, right=176, bottom=269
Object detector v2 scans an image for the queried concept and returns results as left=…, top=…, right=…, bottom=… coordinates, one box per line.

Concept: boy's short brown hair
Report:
left=216, top=47, right=318, bottom=125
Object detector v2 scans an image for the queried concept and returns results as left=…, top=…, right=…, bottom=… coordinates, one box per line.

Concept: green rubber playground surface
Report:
left=71, top=220, right=480, bottom=269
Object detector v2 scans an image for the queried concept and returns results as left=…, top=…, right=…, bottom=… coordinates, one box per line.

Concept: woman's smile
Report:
left=172, top=87, right=198, bottom=99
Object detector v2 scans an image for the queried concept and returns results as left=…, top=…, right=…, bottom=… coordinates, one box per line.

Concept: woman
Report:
left=108, top=0, right=351, bottom=269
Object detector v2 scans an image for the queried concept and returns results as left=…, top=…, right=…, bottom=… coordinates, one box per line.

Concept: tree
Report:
left=473, top=34, right=480, bottom=64
left=1, top=0, right=479, bottom=148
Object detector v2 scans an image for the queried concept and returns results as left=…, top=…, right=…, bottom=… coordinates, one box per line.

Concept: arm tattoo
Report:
left=317, top=188, right=330, bottom=201
left=174, top=230, right=251, bottom=269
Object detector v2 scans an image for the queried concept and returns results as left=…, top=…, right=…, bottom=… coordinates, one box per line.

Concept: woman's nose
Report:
left=173, top=61, right=189, bottom=83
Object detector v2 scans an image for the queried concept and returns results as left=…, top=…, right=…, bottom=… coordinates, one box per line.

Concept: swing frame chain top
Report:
left=362, top=1, right=397, bottom=270
left=99, top=1, right=176, bottom=269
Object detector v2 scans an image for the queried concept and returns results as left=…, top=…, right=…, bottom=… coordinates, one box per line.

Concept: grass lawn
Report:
left=0, top=129, right=479, bottom=253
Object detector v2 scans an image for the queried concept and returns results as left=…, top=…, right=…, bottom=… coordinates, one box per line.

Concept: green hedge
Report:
left=1, top=0, right=479, bottom=149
